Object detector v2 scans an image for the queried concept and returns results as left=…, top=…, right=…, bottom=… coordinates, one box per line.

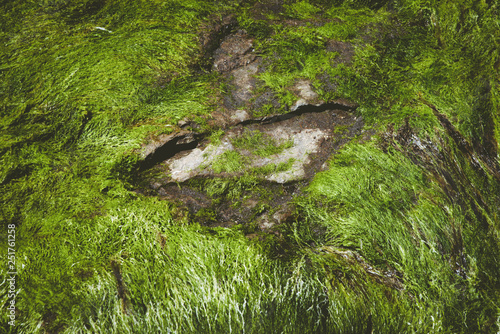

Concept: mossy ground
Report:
left=1, top=0, right=500, bottom=333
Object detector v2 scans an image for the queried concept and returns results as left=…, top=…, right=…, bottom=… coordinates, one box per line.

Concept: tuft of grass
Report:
left=284, top=1, right=321, bottom=20
left=295, top=136, right=500, bottom=332
left=232, top=130, right=293, bottom=157
left=1, top=0, right=500, bottom=332
left=211, top=150, right=246, bottom=174
left=208, top=128, right=225, bottom=145
left=253, top=159, right=296, bottom=175
left=200, top=174, right=259, bottom=200
left=248, top=4, right=384, bottom=110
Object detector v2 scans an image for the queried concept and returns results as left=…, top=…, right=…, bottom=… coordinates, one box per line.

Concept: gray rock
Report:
left=140, top=130, right=192, bottom=160
left=161, top=125, right=328, bottom=184
left=257, top=214, right=274, bottom=231
left=229, top=61, right=260, bottom=107
left=290, top=79, right=322, bottom=111
left=294, top=79, right=319, bottom=101
left=263, top=128, right=329, bottom=183
left=230, top=109, right=252, bottom=123
left=168, top=140, right=234, bottom=182
left=213, top=30, right=255, bottom=73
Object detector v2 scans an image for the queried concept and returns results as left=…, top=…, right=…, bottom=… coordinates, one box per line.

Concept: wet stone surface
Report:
left=207, top=29, right=350, bottom=128
left=137, top=107, right=365, bottom=231
left=134, top=19, right=368, bottom=233
left=213, top=30, right=256, bottom=73
left=144, top=108, right=361, bottom=185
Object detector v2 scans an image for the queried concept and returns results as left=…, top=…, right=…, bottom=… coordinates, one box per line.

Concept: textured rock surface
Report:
left=164, top=127, right=328, bottom=183
left=146, top=107, right=362, bottom=185
left=135, top=20, right=366, bottom=232
left=168, top=140, right=233, bottom=182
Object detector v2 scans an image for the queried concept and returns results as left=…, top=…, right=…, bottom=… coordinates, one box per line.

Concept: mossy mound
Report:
left=1, top=1, right=500, bottom=333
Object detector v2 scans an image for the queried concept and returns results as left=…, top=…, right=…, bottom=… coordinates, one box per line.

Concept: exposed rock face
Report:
left=213, top=30, right=256, bottom=73
left=262, top=128, right=328, bottom=183
left=135, top=17, right=367, bottom=233
left=143, top=107, right=361, bottom=185
left=208, top=29, right=355, bottom=128
left=290, top=80, right=321, bottom=111
left=136, top=104, right=365, bottom=231
left=140, top=130, right=200, bottom=170
left=226, top=61, right=261, bottom=109
left=198, top=14, right=238, bottom=69
left=212, top=30, right=263, bottom=121
left=163, top=127, right=328, bottom=184
left=257, top=203, right=295, bottom=232
left=168, top=140, right=234, bottom=182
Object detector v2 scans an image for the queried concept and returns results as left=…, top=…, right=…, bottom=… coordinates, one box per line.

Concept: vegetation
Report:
left=231, top=130, right=294, bottom=158
left=211, top=150, right=247, bottom=173
left=1, top=0, right=499, bottom=333
left=253, top=159, right=296, bottom=175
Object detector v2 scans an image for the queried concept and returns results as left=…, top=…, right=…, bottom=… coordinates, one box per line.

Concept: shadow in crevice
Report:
left=138, top=101, right=357, bottom=173
left=239, top=101, right=357, bottom=126
left=140, top=134, right=202, bottom=171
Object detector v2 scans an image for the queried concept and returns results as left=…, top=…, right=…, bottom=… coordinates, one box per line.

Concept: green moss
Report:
left=238, top=8, right=274, bottom=39
left=249, top=5, right=382, bottom=110
left=2, top=0, right=500, bottom=332
left=284, top=1, right=321, bottom=20
left=200, top=174, right=259, bottom=199
left=254, top=102, right=276, bottom=117
left=300, top=134, right=500, bottom=332
left=253, top=158, right=296, bottom=175
left=211, top=150, right=246, bottom=174
left=208, top=128, right=225, bottom=145
left=194, top=207, right=217, bottom=223
left=333, top=124, right=350, bottom=134
left=232, top=130, right=293, bottom=157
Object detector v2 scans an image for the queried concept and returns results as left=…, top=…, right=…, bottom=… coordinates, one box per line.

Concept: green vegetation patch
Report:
left=297, top=137, right=500, bottom=332
left=253, top=158, right=296, bottom=176
left=284, top=1, right=322, bottom=20
left=248, top=5, right=384, bottom=107
left=199, top=173, right=259, bottom=200
left=232, top=130, right=293, bottom=157
left=211, top=150, right=246, bottom=174
left=1, top=0, right=500, bottom=332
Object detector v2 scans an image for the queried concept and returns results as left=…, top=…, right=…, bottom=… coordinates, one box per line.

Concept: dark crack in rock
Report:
left=136, top=103, right=365, bottom=232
